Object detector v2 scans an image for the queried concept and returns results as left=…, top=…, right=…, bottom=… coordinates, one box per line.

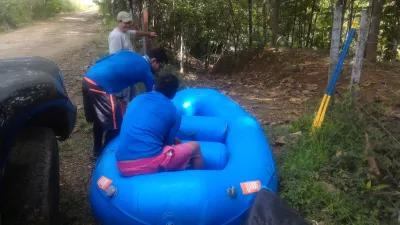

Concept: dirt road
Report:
left=0, top=10, right=103, bottom=59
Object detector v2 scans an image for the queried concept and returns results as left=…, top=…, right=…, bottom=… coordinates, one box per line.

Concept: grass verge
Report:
left=272, top=97, right=400, bottom=225
left=0, top=0, right=85, bottom=32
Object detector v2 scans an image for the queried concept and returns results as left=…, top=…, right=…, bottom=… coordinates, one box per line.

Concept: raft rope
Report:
left=312, top=24, right=357, bottom=130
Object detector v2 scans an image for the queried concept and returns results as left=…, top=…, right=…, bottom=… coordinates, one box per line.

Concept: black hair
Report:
left=155, top=74, right=179, bottom=99
left=148, top=48, right=168, bottom=64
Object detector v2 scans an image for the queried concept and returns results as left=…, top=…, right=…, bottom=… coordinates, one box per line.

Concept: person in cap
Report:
left=82, top=48, right=168, bottom=158
left=108, top=11, right=157, bottom=54
left=116, top=74, right=204, bottom=177
left=109, top=11, right=158, bottom=113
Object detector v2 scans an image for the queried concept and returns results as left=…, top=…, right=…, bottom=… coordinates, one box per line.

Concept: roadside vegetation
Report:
left=268, top=93, right=400, bottom=224
left=0, top=0, right=85, bottom=32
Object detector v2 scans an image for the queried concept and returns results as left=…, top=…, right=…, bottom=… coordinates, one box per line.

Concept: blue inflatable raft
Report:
left=89, top=88, right=278, bottom=225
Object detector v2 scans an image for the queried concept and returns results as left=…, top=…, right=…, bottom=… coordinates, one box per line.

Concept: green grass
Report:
left=275, top=100, right=400, bottom=225
left=77, top=108, right=93, bottom=135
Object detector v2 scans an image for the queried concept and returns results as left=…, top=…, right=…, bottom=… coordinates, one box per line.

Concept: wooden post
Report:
left=351, top=10, right=370, bottom=104
left=142, top=9, right=150, bottom=54
left=180, top=26, right=184, bottom=73
left=328, top=5, right=343, bottom=86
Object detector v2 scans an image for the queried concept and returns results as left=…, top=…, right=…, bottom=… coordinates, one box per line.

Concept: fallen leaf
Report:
left=274, top=136, right=286, bottom=146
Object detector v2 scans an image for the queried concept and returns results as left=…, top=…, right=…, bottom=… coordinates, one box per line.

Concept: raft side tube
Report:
left=182, top=140, right=229, bottom=170
left=224, top=116, right=278, bottom=193
left=172, top=89, right=250, bottom=121
left=178, top=116, right=228, bottom=143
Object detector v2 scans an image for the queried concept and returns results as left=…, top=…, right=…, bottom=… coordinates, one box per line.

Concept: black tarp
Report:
left=241, top=188, right=310, bottom=225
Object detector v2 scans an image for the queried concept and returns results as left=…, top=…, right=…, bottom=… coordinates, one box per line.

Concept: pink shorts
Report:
left=116, top=143, right=193, bottom=177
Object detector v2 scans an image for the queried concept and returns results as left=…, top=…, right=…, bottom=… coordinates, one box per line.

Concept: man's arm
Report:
left=143, top=71, right=155, bottom=92
left=128, top=30, right=157, bottom=38
left=165, top=109, right=182, bottom=146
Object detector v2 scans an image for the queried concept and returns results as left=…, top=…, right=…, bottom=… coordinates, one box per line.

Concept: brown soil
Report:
left=189, top=48, right=400, bottom=127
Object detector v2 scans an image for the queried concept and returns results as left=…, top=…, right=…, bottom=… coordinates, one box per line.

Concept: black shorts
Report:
left=82, top=78, right=122, bottom=130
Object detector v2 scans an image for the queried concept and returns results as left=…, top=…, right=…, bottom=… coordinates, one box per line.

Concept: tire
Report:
left=1, top=127, right=60, bottom=225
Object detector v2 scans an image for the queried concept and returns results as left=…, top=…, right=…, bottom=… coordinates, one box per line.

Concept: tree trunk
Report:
left=311, top=11, right=319, bottom=46
left=228, top=0, right=240, bottom=52
left=262, top=0, right=267, bottom=45
left=180, top=26, right=184, bottom=73
left=328, top=5, right=343, bottom=86
left=340, top=0, right=347, bottom=44
left=351, top=10, right=370, bottom=104
left=272, top=0, right=280, bottom=46
left=205, top=39, right=209, bottom=70
left=365, top=0, right=386, bottom=61
left=306, top=0, right=317, bottom=47
left=148, top=0, right=154, bottom=28
left=142, top=9, right=150, bottom=54
left=291, top=0, right=298, bottom=47
left=248, top=0, right=253, bottom=48
left=298, top=19, right=303, bottom=47
left=346, top=0, right=355, bottom=38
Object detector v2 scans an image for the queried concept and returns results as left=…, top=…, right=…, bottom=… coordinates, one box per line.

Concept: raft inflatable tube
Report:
left=89, top=88, right=278, bottom=225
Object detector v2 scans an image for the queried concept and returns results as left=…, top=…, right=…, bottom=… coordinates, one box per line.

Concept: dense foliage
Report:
left=0, top=0, right=79, bottom=32
left=96, top=0, right=400, bottom=65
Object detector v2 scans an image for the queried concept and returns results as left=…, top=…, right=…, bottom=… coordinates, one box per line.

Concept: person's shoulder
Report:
left=109, top=28, right=122, bottom=37
left=127, top=53, right=149, bottom=66
left=111, top=50, right=139, bottom=59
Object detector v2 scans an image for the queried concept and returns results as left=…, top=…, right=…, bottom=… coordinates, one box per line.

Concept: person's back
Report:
left=85, top=51, right=154, bottom=93
left=116, top=74, right=204, bottom=177
left=81, top=48, right=167, bottom=158
left=116, top=91, right=178, bottom=161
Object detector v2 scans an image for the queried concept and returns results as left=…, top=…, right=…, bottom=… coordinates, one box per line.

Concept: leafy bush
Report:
left=277, top=98, right=400, bottom=224
left=0, top=0, right=79, bottom=31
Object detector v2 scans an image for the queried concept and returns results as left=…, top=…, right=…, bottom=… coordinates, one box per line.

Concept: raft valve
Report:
left=227, top=186, right=237, bottom=198
left=105, top=185, right=117, bottom=197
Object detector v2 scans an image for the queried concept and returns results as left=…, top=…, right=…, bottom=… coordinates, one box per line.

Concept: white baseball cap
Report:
left=117, top=11, right=133, bottom=23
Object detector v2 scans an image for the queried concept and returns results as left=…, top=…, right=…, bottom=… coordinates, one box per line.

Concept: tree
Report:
left=365, top=0, right=387, bottom=61
left=92, top=0, right=399, bottom=64
left=262, top=0, right=268, bottom=45
left=272, top=0, right=280, bottom=46
left=248, top=0, right=253, bottom=47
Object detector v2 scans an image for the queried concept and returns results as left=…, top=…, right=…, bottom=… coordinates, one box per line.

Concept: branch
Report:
left=365, top=132, right=380, bottom=176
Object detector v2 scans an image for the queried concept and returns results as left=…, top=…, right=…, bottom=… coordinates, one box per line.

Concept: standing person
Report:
left=108, top=11, right=158, bottom=112
left=116, top=74, right=204, bottom=177
left=82, top=48, right=168, bottom=158
left=108, top=11, right=157, bottom=54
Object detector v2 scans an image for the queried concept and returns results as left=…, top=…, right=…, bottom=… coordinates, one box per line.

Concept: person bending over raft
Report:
left=82, top=48, right=168, bottom=158
left=115, top=74, right=204, bottom=177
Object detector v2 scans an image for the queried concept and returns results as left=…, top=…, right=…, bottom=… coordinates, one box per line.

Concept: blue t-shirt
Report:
left=85, top=51, right=155, bottom=94
left=115, top=91, right=182, bottom=161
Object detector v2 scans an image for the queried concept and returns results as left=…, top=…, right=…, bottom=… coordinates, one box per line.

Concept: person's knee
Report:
left=186, top=142, right=200, bottom=152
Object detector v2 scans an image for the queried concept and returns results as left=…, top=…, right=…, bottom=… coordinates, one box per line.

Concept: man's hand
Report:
left=174, top=137, right=182, bottom=145
left=133, top=31, right=158, bottom=38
